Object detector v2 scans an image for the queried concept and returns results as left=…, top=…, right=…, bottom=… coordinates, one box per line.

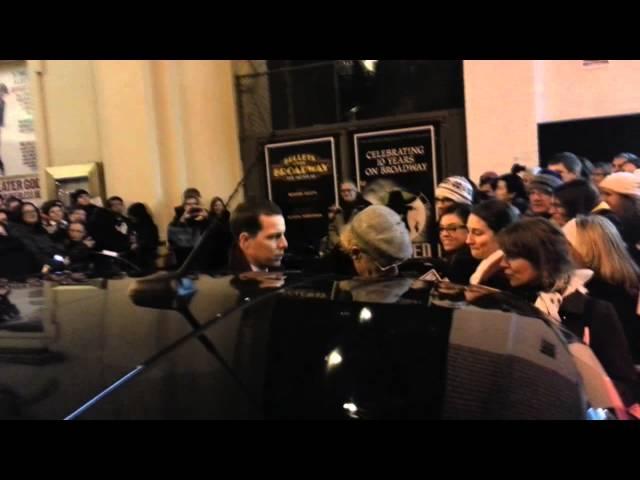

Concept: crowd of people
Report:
left=2, top=149, right=640, bottom=413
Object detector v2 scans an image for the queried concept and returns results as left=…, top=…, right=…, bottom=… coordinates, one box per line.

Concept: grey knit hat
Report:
left=528, top=174, right=562, bottom=194
left=346, top=205, right=413, bottom=268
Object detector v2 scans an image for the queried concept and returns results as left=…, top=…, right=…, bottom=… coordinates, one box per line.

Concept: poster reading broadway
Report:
left=265, top=138, right=338, bottom=252
left=0, top=62, right=37, bottom=178
left=354, top=126, right=437, bottom=258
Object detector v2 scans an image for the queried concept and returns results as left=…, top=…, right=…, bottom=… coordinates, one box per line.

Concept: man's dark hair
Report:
left=107, top=196, right=124, bottom=206
left=548, top=152, right=582, bottom=175
left=182, top=188, right=201, bottom=201
left=623, top=157, right=640, bottom=169
left=479, top=176, right=497, bottom=189
left=498, top=173, right=528, bottom=200
left=230, top=201, right=283, bottom=240
left=40, top=199, right=62, bottom=215
left=70, top=189, right=90, bottom=204
left=593, top=162, right=612, bottom=175
left=614, top=152, right=640, bottom=163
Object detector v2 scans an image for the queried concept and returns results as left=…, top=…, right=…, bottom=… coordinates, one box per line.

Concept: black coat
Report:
left=508, top=284, right=639, bottom=405
left=64, top=239, right=92, bottom=272
left=586, top=277, right=640, bottom=364
left=88, top=208, right=132, bottom=254
left=559, top=291, right=639, bottom=405
left=0, top=233, right=40, bottom=279
left=439, top=247, right=479, bottom=285
left=130, top=220, right=160, bottom=272
left=167, top=216, right=210, bottom=270
left=201, top=212, right=233, bottom=272
left=9, top=223, right=65, bottom=269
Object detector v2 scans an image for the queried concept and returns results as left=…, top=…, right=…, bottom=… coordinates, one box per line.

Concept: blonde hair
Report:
left=573, top=215, right=640, bottom=294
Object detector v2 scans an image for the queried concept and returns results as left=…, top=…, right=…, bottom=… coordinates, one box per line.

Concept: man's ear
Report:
left=238, top=232, right=251, bottom=250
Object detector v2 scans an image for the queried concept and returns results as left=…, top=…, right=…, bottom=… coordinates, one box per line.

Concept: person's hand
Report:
left=328, top=205, right=341, bottom=220
left=0, top=225, right=7, bottom=237
left=44, top=222, right=58, bottom=234
left=84, top=237, right=96, bottom=249
left=64, top=257, right=71, bottom=266
left=194, top=208, right=209, bottom=222
left=180, top=209, right=192, bottom=223
left=41, top=265, right=51, bottom=275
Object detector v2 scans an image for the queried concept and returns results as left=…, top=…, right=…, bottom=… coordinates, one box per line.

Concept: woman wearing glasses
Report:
left=436, top=203, right=478, bottom=284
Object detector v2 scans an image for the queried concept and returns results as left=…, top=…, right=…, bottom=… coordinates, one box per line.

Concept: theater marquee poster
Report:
left=265, top=138, right=338, bottom=252
left=354, top=126, right=437, bottom=258
left=0, top=61, right=41, bottom=202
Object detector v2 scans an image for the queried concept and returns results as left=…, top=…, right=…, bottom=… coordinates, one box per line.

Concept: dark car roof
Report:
left=0, top=272, right=587, bottom=419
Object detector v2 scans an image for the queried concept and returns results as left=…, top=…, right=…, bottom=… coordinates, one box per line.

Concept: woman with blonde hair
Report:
left=564, top=215, right=640, bottom=363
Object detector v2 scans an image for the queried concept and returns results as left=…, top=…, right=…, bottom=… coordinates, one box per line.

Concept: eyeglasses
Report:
left=439, top=225, right=468, bottom=234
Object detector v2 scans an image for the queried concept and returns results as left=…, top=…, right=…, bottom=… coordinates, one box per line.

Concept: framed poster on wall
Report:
left=354, top=125, right=438, bottom=258
left=265, top=137, right=338, bottom=253
left=0, top=61, right=37, bottom=178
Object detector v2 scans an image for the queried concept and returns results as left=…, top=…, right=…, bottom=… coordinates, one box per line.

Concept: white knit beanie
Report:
left=599, top=172, right=640, bottom=199
left=436, top=176, right=474, bottom=205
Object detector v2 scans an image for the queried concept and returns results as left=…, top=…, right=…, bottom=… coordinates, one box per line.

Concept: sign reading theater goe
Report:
left=265, top=138, right=338, bottom=253
left=0, top=174, right=41, bottom=202
left=354, top=126, right=438, bottom=258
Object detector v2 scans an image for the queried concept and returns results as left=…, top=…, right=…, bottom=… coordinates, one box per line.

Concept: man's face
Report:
left=239, top=214, right=288, bottom=269
left=548, top=163, right=577, bottom=183
left=77, top=194, right=91, bottom=206
left=479, top=183, right=495, bottom=198
left=612, top=156, right=627, bottom=173
left=48, top=206, right=64, bottom=223
left=340, top=183, right=357, bottom=203
left=68, top=223, right=86, bottom=242
left=528, top=188, right=553, bottom=215
left=591, top=169, right=608, bottom=185
left=110, top=200, right=125, bottom=215
left=184, top=198, right=200, bottom=209
left=0, top=211, right=7, bottom=225
left=70, top=209, right=87, bottom=223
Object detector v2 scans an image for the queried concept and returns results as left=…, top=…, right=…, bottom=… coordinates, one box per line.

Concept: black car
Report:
left=0, top=271, right=620, bottom=419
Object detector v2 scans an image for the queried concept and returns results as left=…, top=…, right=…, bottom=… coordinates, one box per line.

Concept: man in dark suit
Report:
left=228, top=201, right=288, bottom=273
